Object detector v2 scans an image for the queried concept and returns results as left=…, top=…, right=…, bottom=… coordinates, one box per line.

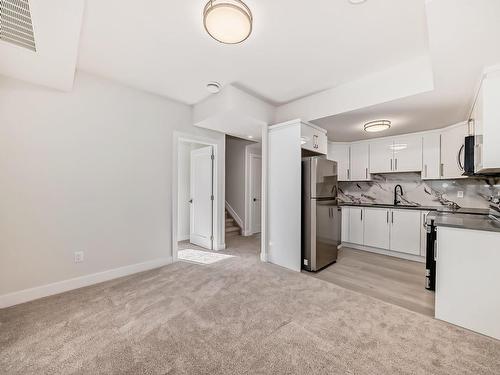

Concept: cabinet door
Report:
left=350, top=143, right=370, bottom=181
left=422, top=133, right=441, bottom=179
left=369, top=139, right=394, bottom=173
left=363, top=208, right=390, bottom=249
left=441, top=124, right=467, bottom=179
left=420, top=211, right=430, bottom=257
left=300, top=123, right=316, bottom=152
left=341, top=207, right=350, bottom=242
left=393, top=135, right=422, bottom=172
left=348, top=207, right=364, bottom=245
left=315, top=131, right=328, bottom=155
left=390, top=209, right=421, bottom=255
left=328, top=143, right=350, bottom=181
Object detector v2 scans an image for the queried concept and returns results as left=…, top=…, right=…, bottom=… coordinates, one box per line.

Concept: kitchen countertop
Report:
left=427, top=211, right=500, bottom=233
left=339, top=202, right=490, bottom=214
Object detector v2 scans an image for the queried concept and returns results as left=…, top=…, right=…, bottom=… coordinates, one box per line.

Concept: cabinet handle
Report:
left=360, top=209, right=363, bottom=221
left=434, top=239, right=438, bottom=261
left=440, top=163, right=444, bottom=177
left=365, top=167, right=368, bottom=179
left=390, top=159, right=393, bottom=171
left=391, top=211, right=394, bottom=223
left=347, top=169, right=350, bottom=180
left=395, top=158, right=398, bottom=171
left=424, top=164, right=427, bottom=178
left=386, top=211, right=389, bottom=223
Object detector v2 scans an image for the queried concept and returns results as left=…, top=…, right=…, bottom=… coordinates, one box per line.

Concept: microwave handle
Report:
left=457, top=144, right=465, bottom=171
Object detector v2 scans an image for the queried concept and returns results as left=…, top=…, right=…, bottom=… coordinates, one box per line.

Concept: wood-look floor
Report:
left=307, top=247, right=435, bottom=317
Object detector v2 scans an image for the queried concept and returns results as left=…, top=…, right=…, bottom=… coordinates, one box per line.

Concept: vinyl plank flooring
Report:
left=307, top=247, right=435, bottom=317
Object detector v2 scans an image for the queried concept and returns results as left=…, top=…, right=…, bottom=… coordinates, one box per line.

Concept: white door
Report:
left=370, top=139, right=394, bottom=173
left=390, top=209, right=421, bottom=255
left=363, top=208, right=390, bottom=249
left=190, top=146, right=213, bottom=249
left=249, top=155, right=262, bottom=234
left=348, top=207, right=364, bottom=245
left=350, top=143, right=370, bottom=181
left=422, top=133, right=441, bottom=179
left=392, top=135, right=423, bottom=172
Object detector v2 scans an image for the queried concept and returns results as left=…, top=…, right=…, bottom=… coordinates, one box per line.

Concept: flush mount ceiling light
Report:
left=348, top=0, right=367, bottom=4
left=364, top=120, right=391, bottom=133
left=206, top=81, right=221, bottom=93
left=203, top=0, right=253, bottom=44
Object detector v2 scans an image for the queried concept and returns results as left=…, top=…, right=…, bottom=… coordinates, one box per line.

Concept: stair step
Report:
left=226, top=226, right=240, bottom=233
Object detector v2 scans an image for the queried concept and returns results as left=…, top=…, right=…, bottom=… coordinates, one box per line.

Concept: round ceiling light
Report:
left=349, top=0, right=367, bottom=4
left=206, top=81, right=221, bottom=93
left=203, top=0, right=253, bottom=44
left=364, top=120, right=391, bottom=133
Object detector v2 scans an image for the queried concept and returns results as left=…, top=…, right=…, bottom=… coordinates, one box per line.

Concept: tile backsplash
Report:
left=339, top=173, right=500, bottom=209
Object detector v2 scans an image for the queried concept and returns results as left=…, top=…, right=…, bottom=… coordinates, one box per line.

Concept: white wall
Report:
left=0, top=72, right=225, bottom=302
left=225, top=136, right=256, bottom=227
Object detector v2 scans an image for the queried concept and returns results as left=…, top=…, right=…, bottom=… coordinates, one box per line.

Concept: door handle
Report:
left=253, top=198, right=257, bottom=202
left=189, top=199, right=193, bottom=203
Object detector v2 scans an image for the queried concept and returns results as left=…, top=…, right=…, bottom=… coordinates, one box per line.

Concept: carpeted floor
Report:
left=1, top=235, right=499, bottom=374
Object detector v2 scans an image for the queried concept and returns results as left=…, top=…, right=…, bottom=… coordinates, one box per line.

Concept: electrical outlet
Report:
left=457, top=191, right=464, bottom=198
left=74, top=251, right=84, bottom=263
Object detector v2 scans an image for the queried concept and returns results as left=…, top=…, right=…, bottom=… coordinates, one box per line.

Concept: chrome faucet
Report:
left=394, top=184, right=403, bottom=206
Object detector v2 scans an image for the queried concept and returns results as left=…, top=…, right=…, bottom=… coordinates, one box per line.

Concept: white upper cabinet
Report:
left=370, top=139, right=394, bottom=173
left=440, top=123, right=467, bottom=179
left=422, top=133, right=441, bottom=180
left=472, top=68, right=500, bottom=174
left=392, top=135, right=422, bottom=172
left=301, top=122, right=327, bottom=155
left=350, top=143, right=370, bottom=181
left=328, top=143, right=350, bottom=181
left=389, top=209, right=421, bottom=255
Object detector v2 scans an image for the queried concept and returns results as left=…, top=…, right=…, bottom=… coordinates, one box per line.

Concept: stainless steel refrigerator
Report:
left=302, top=157, right=340, bottom=272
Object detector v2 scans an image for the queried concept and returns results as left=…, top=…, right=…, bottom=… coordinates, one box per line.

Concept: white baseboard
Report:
left=225, top=201, right=243, bottom=229
left=177, top=234, right=189, bottom=242
left=214, top=243, right=226, bottom=251
left=340, top=242, right=425, bottom=263
left=0, top=257, right=172, bottom=309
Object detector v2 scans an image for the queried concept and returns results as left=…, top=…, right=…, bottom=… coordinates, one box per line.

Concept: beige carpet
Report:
left=1, top=236, right=499, bottom=374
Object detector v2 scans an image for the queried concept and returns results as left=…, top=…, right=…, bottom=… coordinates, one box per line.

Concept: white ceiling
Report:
left=0, top=0, right=84, bottom=91
left=76, top=0, right=429, bottom=105
left=311, top=0, right=500, bottom=141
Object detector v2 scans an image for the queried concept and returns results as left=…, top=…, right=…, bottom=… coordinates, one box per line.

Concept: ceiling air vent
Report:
left=0, top=0, right=36, bottom=51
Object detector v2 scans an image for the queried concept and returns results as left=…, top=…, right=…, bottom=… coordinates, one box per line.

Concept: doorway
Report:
left=247, top=153, right=262, bottom=235
left=173, top=132, right=221, bottom=260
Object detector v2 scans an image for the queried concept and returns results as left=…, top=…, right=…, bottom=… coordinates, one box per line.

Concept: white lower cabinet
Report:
left=341, top=206, right=425, bottom=259
left=341, top=207, right=350, bottom=242
left=348, top=207, right=364, bottom=245
left=363, top=208, right=390, bottom=249
left=389, top=209, right=422, bottom=255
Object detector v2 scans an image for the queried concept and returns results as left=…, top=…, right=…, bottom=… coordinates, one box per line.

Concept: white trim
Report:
left=269, top=118, right=326, bottom=134
left=225, top=201, right=243, bottom=229
left=0, top=257, right=172, bottom=309
left=260, top=124, right=269, bottom=262
left=172, top=131, right=223, bottom=261
left=340, top=242, right=425, bottom=263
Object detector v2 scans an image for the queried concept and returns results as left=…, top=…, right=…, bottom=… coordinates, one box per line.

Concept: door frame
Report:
left=172, top=132, right=222, bottom=261
left=245, top=151, right=262, bottom=236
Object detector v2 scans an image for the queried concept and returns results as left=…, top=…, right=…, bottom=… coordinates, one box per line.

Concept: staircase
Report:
left=225, top=210, right=241, bottom=237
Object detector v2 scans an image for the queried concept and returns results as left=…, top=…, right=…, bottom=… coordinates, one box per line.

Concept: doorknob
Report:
left=189, top=199, right=193, bottom=203
left=253, top=198, right=257, bottom=202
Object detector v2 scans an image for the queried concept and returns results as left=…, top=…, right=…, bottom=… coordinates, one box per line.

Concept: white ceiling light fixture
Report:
left=206, top=81, right=221, bottom=93
left=364, top=120, right=391, bottom=133
left=203, top=0, right=253, bottom=44
left=348, top=0, right=367, bottom=4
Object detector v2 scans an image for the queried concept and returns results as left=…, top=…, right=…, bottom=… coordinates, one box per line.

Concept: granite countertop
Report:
left=338, top=202, right=490, bottom=215
left=427, top=211, right=500, bottom=233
